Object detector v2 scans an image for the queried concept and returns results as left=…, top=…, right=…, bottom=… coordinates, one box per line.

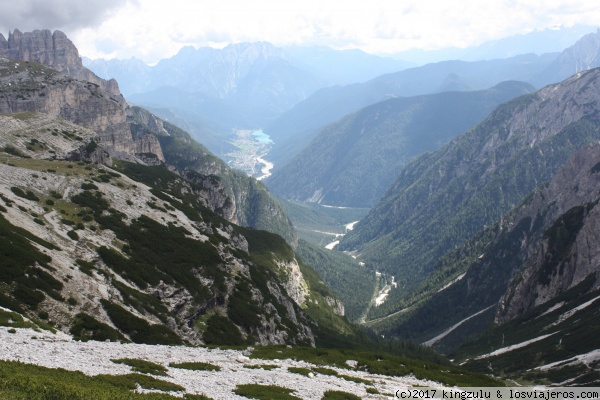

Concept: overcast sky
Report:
left=1, top=0, right=599, bottom=64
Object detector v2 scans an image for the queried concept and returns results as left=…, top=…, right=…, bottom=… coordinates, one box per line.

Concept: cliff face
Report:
left=495, top=144, right=600, bottom=323
left=0, top=57, right=161, bottom=163
left=0, top=29, right=120, bottom=96
left=0, top=29, right=164, bottom=163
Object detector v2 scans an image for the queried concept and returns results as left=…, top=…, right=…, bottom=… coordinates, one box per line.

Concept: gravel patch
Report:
left=0, top=327, right=435, bottom=399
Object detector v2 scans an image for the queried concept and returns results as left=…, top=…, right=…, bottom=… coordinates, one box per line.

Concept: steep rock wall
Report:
left=496, top=143, right=600, bottom=323
left=0, top=29, right=120, bottom=96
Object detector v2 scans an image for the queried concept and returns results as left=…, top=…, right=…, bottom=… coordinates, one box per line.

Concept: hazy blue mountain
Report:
left=370, top=53, right=557, bottom=94
left=531, top=29, right=600, bottom=86
left=394, top=25, right=597, bottom=65
left=85, top=42, right=323, bottom=125
left=84, top=42, right=417, bottom=131
left=83, top=56, right=150, bottom=95
left=265, top=53, right=557, bottom=168
left=266, top=81, right=535, bottom=207
left=460, top=25, right=596, bottom=61
left=283, top=45, right=414, bottom=85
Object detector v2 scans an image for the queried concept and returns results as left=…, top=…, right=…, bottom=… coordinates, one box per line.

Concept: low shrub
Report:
left=11, top=186, right=39, bottom=201
left=111, top=358, right=167, bottom=376
left=234, top=384, right=300, bottom=400
left=321, top=390, right=362, bottom=400
left=169, top=362, right=220, bottom=372
left=67, top=230, right=79, bottom=241
left=69, top=313, right=125, bottom=342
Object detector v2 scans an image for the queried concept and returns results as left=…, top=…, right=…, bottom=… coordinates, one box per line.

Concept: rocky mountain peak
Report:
left=557, top=28, right=600, bottom=73
left=224, top=41, right=288, bottom=61
left=0, top=57, right=148, bottom=164
left=2, top=29, right=81, bottom=72
left=0, top=29, right=120, bottom=96
left=532, top=29, right=600, bottom=86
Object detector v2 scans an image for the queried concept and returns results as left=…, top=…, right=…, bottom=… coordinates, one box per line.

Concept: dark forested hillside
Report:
left=266, top=81, right=535, bottom=207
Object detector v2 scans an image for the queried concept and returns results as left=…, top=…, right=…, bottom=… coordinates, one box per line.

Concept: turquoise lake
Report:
left=251, top=129, right=273, bottom=144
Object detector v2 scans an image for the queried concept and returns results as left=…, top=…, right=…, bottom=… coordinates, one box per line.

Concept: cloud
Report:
left=3, top=0, right=600, bottom=64
left=0, top=0, right=130, bottom=33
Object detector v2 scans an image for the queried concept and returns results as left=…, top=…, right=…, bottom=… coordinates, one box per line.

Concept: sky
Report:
left=1, top=0, right=600, bottom=64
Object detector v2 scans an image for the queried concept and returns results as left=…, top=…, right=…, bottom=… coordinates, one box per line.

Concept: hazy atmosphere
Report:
left=2, top=0, right=600, bottom=63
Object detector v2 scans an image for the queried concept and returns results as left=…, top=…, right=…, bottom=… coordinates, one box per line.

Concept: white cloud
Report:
left=0, top=0, right=128, bottom=32
left=3, top=0, right=600, bottom=64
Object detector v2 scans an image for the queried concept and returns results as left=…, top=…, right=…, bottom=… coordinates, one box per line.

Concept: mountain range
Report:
left=395, top=25, right=597, bottom=65
left=342, top=65, right=600, bottom=291
left=264, top=29, right=600, bottom=171
left=263, top=53, right=556, bottom=168
left=84, top=43, right=414, bottom=159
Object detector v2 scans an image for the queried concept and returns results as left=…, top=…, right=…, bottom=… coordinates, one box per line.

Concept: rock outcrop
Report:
left=0, top=57, right=147, bottom=163
left=0, top=29, right=120, bottom=96
left=280, top=260, right=309, bottom=307
left=325, top=296, right=346, bottom=316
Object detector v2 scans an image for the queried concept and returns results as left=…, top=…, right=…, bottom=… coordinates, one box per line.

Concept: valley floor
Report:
left=226, top=129, right=274, bottom=179
left=0, top=326, right=438, bottom=399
